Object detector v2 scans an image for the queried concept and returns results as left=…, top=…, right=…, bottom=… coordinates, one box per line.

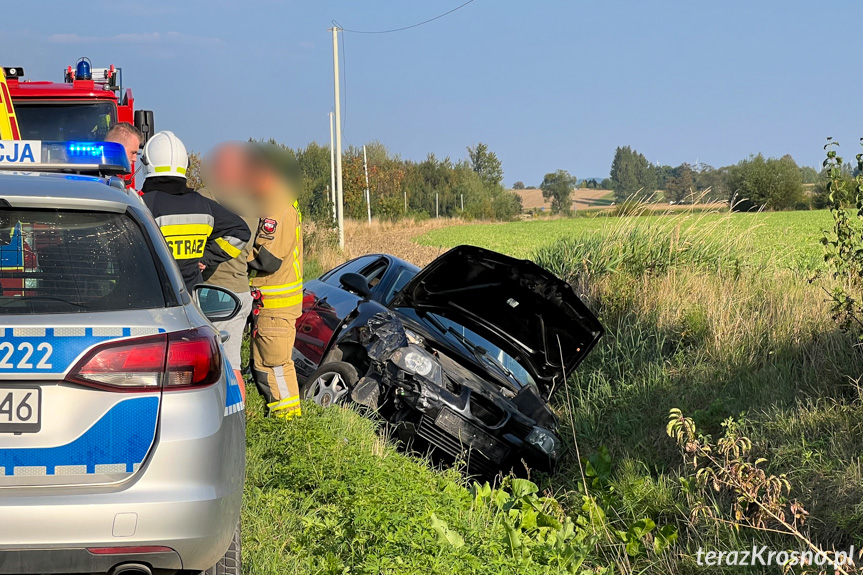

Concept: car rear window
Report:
left=0, top=209, right=166, bottom=314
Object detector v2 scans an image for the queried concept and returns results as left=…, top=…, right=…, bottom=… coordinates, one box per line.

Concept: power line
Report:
left=332, top=0, right=477, bottom=35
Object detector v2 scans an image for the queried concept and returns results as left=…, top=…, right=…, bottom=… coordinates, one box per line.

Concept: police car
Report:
left=0, top=141, right=245, bottom=575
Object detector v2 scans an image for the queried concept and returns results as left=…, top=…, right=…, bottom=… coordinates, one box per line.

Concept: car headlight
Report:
left=404, top=349, right=434, bottom=376
left=526, top=427, right=559, bottom=458
left=391, top=345, right=443, bottom=384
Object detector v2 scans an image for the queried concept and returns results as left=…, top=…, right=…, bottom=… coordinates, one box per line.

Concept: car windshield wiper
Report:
left=424, top=313, right=518, bottom=384
left=478, top=349, right=515, bottom=378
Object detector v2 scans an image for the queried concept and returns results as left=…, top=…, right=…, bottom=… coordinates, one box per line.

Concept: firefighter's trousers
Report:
left=251, top=312, right=301, bottom=418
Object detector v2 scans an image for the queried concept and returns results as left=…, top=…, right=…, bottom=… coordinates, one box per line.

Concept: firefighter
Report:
left=246, top=143, right=304, bottom=419
left=141, top=131, right=251, bottom=292
left=199, top=142, right=260, bottom=391
left=105, top=122, right=144, bottom=167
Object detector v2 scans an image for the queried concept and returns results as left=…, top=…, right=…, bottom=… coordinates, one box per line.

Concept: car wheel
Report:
left=203, top=521, right=241, bottom=575
left=302, top=361, right=358, bottom=408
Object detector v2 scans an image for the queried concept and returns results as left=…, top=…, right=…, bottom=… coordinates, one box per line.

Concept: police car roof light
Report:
left=0, top=140, right=130, bottom=176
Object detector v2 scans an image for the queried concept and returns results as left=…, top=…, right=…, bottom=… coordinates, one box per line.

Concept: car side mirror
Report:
left=194, top=284, right=242, bottom=322
left=134, top=110, right=155, bottom=146
left=340, top=272, right=372, bottom=299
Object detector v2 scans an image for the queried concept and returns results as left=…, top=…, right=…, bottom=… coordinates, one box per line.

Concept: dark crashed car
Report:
left=292, top=245, right=603, bottom=477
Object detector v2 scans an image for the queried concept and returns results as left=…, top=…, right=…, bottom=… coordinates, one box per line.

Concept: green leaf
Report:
left=521, top=508, right=538, bottom=531
left=429, top=513, right=464, bottom=548
left=504, top=520, right=522, bottom=555
left=510, top=478, right=539, bottom=498
left=627, top=518, right=655, bottom=539
left=653, top=524, right=679, bottom=554
left=583, top=446, right=613, bottom=482
left=537, top=512, right=563, bottom=530
left=626, top=538, right=645, bottom=557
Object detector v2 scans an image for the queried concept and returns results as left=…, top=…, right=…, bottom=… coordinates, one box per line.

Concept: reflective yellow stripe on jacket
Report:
left=260, top=201, right=303, bottom=310
left=259, top=277, right=303, bottom=309
left=259, top=281, right=303, bottom=309
left=155, top=214, right=215, bottom=260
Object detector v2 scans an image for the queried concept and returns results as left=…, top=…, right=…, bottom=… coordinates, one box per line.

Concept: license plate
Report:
left=0, top=387, right=41, bottom=433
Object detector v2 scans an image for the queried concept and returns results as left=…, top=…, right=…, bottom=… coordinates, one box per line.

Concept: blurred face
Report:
left=204, top=142, right=258, bottom=215
left=205, top=142, right=250, bottom=194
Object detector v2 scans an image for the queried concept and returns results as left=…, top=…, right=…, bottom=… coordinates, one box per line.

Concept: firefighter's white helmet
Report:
left=142, top=131, right=188, bottom=180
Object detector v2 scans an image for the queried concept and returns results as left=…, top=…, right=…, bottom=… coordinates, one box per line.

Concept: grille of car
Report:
left=507, top=417, right=534, bottom=438
left=468, top=393, right=506, bottom=427
left=417, top=415, right=501, bottom=478
left=418, top=407, right=509, bottom=467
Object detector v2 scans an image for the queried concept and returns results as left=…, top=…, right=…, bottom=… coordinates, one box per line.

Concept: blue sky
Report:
left=1, top=0, right=861, bottom=185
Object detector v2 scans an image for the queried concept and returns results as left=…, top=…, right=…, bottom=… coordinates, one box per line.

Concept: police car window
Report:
left=322, top=255, right=378, bottom=288
left=15, top=102, right=117, bottom=142
left=0, top=209, right=166, bottom=314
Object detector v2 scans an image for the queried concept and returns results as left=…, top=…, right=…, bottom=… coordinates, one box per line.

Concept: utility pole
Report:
left=328, top=112, right=336, bottom=222
left=362, top=145, right=371, bottom=225
left=330, top=26, right=345, bottom=249
left=461, top=194, right=464, bottom=212
left=436, top=193, right=439, bottom=218
left=404, top=190, right=407, bottom=214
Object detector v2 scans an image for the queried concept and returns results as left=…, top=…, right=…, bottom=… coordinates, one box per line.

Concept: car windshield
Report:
left=15, top=101, right=117, bottom=141
left=0, top=208, right=166, bottom=314
left=383, top=267, right=418, bottom=305
left=427, top=312, right=536, bottom=389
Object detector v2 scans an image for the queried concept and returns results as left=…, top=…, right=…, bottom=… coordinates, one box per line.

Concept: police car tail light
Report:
left=66, top=335, right=167, bottom=391
left=65, top=328, right=221, bottom=392
left=165, top=328, right=221, bottom=389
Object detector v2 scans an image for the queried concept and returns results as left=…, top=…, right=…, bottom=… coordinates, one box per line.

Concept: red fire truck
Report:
left=3, top=58, right=154, bottom=153
left=1, top=59, right=152, bottom=296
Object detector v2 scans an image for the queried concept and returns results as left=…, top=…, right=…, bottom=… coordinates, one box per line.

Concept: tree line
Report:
left=607, top=145, right=822, bottom=211
left=189, top=139, right=833, bottom=221
left=289, top=141, right=522, bottom=224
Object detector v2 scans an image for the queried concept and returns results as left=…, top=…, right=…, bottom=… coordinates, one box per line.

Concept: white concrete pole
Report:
left=363, top=145, right=371, bottom=225
left=331, top=27, right=345, bottom=249
left=329, top=112, right=336, bottom=221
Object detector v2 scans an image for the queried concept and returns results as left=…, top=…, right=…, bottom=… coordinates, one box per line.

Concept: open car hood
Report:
left=389, top=245, right=603, bottom=396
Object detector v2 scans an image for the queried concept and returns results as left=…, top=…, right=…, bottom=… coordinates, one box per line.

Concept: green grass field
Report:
left=246, top=208, right=862, bottom=574
left=417, top=210, right=833, bottom=270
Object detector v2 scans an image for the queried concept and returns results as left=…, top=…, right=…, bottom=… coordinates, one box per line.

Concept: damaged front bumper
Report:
left=361, top=313, right=561, bottom=476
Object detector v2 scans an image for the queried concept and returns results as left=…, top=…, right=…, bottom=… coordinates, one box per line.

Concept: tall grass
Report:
left=533, top=208, right=750, bottom=285
left=533, top=209, right=863, bottom=565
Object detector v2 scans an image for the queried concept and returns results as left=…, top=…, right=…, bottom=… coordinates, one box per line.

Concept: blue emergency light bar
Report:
left=67, top=142, right=106, bottom=157
left=0, top=140, right=130, bottom=175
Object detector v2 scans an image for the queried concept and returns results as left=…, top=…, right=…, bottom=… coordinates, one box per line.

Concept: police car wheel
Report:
left=203, top=520, right=241, bottom=575
left=302, top=362, right=358, bottom=408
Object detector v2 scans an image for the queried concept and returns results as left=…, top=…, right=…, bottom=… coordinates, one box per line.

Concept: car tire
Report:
left=302, top=361, right=359, bottom=408
left=203, top=521, right=241, bottom=575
